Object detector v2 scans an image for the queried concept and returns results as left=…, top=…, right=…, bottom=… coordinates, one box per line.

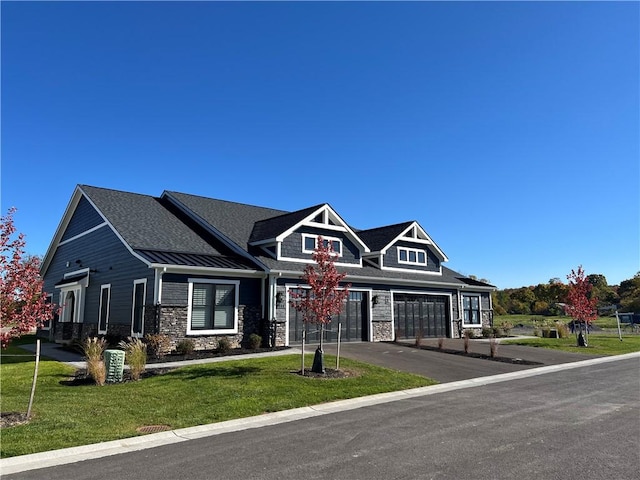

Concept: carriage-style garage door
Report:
left=393, top=294, right=449, bottom=338
left=289, top=291, right=368, bottom=344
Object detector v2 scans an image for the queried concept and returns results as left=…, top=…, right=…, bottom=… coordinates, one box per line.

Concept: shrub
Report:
left=464, top=329, right=475, bottom=339
left=217, top=336, right=231, bottom=354
left=119, top=338, right=147, bottom=381
left=144, top=333, right=171, bottom=358
left=104, top=333, right=125, bottom=348
left=82, top=337, right=107, bottom=386
left=175, top=339, right=195, bottom=355
left=482, top=327, right=493, bottom=338
left=491, top=326, right=503, bottom=337
left=248, top=333, right=262, bottom=350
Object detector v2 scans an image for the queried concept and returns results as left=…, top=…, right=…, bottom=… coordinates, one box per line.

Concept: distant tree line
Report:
left=491, top=272, right=640, bottom=316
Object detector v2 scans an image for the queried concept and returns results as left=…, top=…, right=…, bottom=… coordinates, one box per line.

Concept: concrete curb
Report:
left=2, top=351, right=638, bottom=475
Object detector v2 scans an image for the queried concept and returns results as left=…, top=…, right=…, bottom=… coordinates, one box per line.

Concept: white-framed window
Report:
left=131, top=279, right=146, bottom=337
left=397, top=246, right=427, bottom=265
left=462, top=295, right=481, bottom=325
left=187, top=279, right=240, bottom=335
left=98, top=284, right=111, bottom=334
left=302, top=234, right=342, bottom=256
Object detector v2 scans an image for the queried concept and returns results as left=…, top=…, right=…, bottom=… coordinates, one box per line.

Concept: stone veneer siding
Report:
left=158, top=304, right=262, bottom=351
left=370, top=290, right=393, bottom=342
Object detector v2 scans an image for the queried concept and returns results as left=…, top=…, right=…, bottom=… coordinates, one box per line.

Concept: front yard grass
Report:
left=502, top=334, right=640, bottom=356
left=1, top=347, right=435, bottom=458
left=494, top=314, right=620, bottom=329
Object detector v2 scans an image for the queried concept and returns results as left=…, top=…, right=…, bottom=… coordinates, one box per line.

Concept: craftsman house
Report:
left=40, top=185, right=494, bottom=349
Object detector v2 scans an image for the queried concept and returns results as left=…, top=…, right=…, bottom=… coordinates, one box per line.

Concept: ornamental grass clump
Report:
left=489, top=337, right=499, bottom=358
left=555, top=321, right=570, bottom=339
left=82, top=337, right=107, bottom=386
left=119, top=338, right=147, bottom=381
left=415, top=330, right=423, bottom=347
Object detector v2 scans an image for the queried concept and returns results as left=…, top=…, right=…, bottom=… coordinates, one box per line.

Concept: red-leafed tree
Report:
left=290, top=236, right=350, bottom=373
left=1, top=208, right=56, bottom=348
left=565, top=265, right=598, bottom=347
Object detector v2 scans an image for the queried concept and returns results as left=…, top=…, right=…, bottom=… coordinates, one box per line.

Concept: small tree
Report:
left=290, top=236, right=350, bottom=373
left=1, top=208, right=56, bottom=348
left=565, top=266, right=598, bottom=347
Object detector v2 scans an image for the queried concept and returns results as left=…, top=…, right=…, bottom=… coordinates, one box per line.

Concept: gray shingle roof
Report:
left=77, top=186, right=489, bottom=288
left=164, top=191, right=289, bottom=248
left=357, top=222, right=414, bottom=252
left=80, top=185, right=223, bottom=255
left=249, top=204, right=325, bottom=243
left=254, top=253, right=476, bottom=287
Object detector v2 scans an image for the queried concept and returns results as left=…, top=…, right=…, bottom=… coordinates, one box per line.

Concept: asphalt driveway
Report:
left=319, top=339, right=603, bottom=383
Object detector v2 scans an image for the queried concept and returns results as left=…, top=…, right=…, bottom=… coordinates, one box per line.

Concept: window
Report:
left=132, top=279, right=146, bottom=337
left=397, top=247, right=427, bottom=265
left=98, top=284, right=110, bottom=334
left=302, top=234, right=342, bottom=256
left=462, top=295, right=481, bottom=325
left=187, top=279, right=239, bottom=335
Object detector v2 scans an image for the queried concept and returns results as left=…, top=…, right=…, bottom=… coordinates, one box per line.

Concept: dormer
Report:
left=360, top=221, right=448, bottom=274
left=249, top=204, right=369, bottom=267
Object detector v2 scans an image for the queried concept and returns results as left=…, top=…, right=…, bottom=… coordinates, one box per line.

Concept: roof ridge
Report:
left=359, top=221, right=414, bottom=233
left=80, top=184, right=159, bottom=200
left=252, top=203, right=327, bottom=225
left=165, top=190, right=289, bottom=215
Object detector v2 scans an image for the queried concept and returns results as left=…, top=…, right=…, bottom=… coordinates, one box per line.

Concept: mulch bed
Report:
left=60, top=367, right=176, bottom=386
left=400, top=343, right=543, bottom=365
left=146, top=346, right=290, bottom=364
left=293, top=368, right=360, bottom=379
left=0, top=412, right=30, bottom=429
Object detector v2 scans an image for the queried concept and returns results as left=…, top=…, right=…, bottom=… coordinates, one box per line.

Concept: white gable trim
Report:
left=58, top=222, right=108, bottom=246
left=275, top=204, right=370, bottom=253
left=380, top=221, right=448, bottom=262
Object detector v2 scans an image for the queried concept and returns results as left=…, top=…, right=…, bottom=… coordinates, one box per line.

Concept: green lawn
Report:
left=494, top=314, right=623, bottom=329
left=1, top=344, right=435, bottom=458
left=502, top=334, right=640, bottom=356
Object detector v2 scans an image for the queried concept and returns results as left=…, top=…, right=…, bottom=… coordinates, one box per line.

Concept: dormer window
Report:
left=398, top=246, right=427, bottom=265
left=302, top=234, right=342, bottom=256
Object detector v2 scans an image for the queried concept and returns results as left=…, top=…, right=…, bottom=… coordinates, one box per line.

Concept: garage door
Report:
left=393, top=294, right=449, bottom=338
left=289, top=291, right=368, bottom=344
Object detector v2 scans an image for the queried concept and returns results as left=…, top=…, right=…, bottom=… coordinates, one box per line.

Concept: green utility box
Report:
left=105, top=349, right=125, bottom=383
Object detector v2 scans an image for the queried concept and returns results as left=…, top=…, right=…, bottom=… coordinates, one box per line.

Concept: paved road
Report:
left=6, top=356, right=639, bottom=480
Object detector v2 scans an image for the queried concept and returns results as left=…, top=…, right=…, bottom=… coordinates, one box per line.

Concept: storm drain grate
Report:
left=136, top=425, right=172, bottom=434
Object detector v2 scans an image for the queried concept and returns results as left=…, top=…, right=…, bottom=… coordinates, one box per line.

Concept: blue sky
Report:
left=2, top=1, right=638, bottom=289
